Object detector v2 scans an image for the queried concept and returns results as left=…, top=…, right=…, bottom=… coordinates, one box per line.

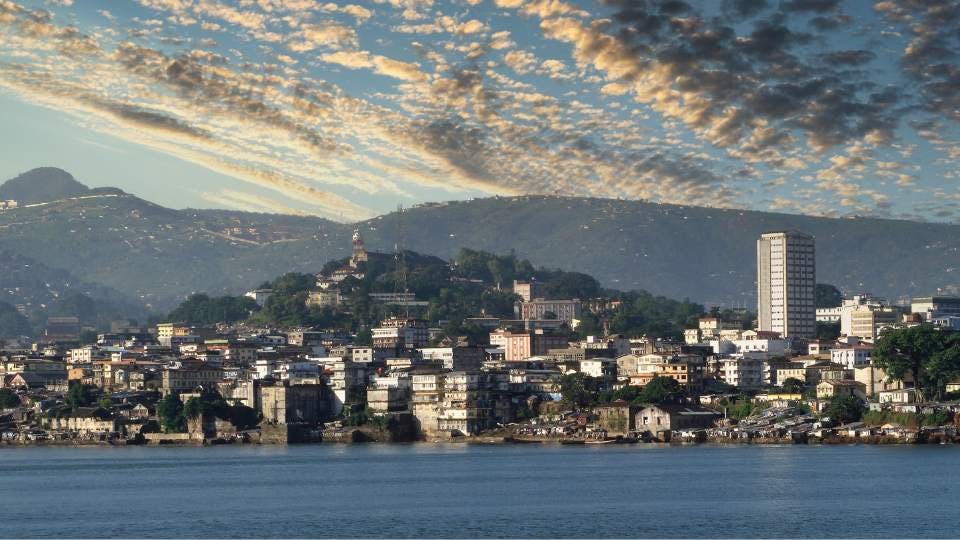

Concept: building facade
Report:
left=757, top=231, right=816, bottom=339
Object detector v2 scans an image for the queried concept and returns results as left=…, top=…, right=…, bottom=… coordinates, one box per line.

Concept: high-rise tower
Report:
left=757, top=231, right=816, bottom=339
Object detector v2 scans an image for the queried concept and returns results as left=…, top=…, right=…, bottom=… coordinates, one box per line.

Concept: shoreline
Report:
left=3, top=435, right=956, bottom=448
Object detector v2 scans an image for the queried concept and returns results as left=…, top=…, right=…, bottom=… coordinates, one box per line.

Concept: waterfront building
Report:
left=636, top=404, right=722, bottom=438
left=259, top=383, right=328, bottom=424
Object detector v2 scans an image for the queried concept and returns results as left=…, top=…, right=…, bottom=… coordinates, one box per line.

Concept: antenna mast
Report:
left=394, top=204, right=408, bottom=318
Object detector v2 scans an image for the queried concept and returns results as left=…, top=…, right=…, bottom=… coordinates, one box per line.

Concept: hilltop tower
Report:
left=351, top=228, right=368, bottom=267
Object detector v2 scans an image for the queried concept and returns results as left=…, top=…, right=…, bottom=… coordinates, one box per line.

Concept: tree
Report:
left=79, top=329, right=99, bottom=345
left=65, top=381, right=95, bottom=411
left=926, top=332, right=960, bottom=399
left=168, top=294, right=258, bottom=325
left=229, top=404, right=261, bottom=430
left=354, top=327, right=372, bottom=346
left=270, top=272, right=317, bottom=295
left=780, top=378, right=805, bottom=394
left=636, top=376, right=684, bottom=404
left=0, top=388, right=21, bottom=408
left=559, top=373, right=598, bottom=408
left=157, top=393, right=186, bottom=433
left=873, top=326, right=960, bottom=400
left=815, top=284, right=842, bottom=309
left=98, top=394, right=113, bottom=410
left=822, top=394, right=865, bottom=424
left=0, top=301, right=32, bottom=337
left=51, top=293, right=98, bottom=324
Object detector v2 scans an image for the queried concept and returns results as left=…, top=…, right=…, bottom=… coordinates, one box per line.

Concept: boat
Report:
left=584, top=438, right=617, bottom=445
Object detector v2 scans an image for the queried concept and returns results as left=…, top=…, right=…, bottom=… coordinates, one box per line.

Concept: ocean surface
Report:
left=1, top=443, right=959, bottom=538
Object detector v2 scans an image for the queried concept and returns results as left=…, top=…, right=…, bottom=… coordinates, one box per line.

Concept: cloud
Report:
left=286, top=22, right=357, bottom=52
left=1, top=0, right=959, bottom=224
left=503, top=49, right=537, bottom=74
left=200, top=189, right=311, bottom=215
left=320, top=50, right=426, bottom=81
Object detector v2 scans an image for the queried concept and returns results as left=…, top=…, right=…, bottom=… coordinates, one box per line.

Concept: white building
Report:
left=718, top=356, right=766, bottom=390
left=244, top=288, right=273, bottom=306
left=911, top=296, right=960, bottom=322
left=579, top=358, right=617, bottom=378
left=756, top=231, right=816, bottom=339
left=933, top=316, right=960, bottom=331
left=68, top=345, right=99, bottom=365
left=417, top=347, right=484, bottom=371
left=731, top=337, right=788, bottom=357
left=831, top=345, right=873, bottom=369
left=817, top=294, right=898, bottom=342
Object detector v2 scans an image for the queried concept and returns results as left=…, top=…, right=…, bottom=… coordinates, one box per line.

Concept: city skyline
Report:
left=0, top=1, right=959, bottom=222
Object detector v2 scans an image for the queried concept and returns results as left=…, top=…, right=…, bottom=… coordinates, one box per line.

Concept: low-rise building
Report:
left=259, top=383, right=327, bottom=424
left=489, top=329, right=568, bottom=362
left=718, top=356, right=765, bottom=390
left=372, top=318, right=429, bottom=350
left=635, top=404, right=722, bottom=437
left=593, top=400, right=638, bottom=437
left=367, top=386, right=410, bottom=412
left=853, top=365, right=905, bottom=398
left=816, top=379, right=867, bottom=400
left=417, top=346, right=485, bottom=371
left=518, top=299, right=582, bottom=323
left=877, top=388, right=918, bottom=404
left=161, top=360, right=223, bottom=396
left=831, top=345, right=873, bottom=369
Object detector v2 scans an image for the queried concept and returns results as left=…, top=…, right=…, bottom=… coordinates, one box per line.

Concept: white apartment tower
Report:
left=757, top=231, right=816, bottom=339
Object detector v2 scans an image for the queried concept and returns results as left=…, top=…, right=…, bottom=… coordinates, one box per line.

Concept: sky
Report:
left=0, top=0, right=958, bottom=223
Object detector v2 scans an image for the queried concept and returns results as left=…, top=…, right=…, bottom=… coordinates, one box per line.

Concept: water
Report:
left=1, top=443, right=959, bottom=538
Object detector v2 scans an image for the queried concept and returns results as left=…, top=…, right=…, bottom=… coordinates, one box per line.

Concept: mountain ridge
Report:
left=0, top=168, right=956, bottom=313
left=0, top=167, right=90, bottom=204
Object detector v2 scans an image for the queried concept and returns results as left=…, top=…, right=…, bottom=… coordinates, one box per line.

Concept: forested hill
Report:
left=355, top=197, right=960, bottom=307
left=0, top=168, right=957, bottom=317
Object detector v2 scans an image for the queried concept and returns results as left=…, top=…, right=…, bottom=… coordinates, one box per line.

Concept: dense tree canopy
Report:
left=559, top=373, right=602, bottom=408
left=0, top=388, right=21, bottom=408
left=167, top=294, right=259, bottom=325
left=822, top=394, right=865, bottom=424
left=873, top=326, right=960, bottom=400
left=0, top=301, right=31, bottom=337
left=607, top=291, right=703, bottom=339
left=180, top=247, right=707, bottom=345
left=65, top=381, right=97, bottom=411
left=157, top=393, right=185, bottom=433
left=183, top=391, right=261, bottom=430
left=636, top=376, right=684, bottom=404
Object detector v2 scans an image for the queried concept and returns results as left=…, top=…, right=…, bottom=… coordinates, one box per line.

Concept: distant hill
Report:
left=0, top=168, right=956, bottom=314
left=0, top=248, right=149, bottom=335
left=356, top=197, right=960, bottom=307
left=0, top=167, right=90, bottom=204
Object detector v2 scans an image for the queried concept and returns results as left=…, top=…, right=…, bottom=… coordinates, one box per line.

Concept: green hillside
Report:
left=0, top=169, right=957, bottom=316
